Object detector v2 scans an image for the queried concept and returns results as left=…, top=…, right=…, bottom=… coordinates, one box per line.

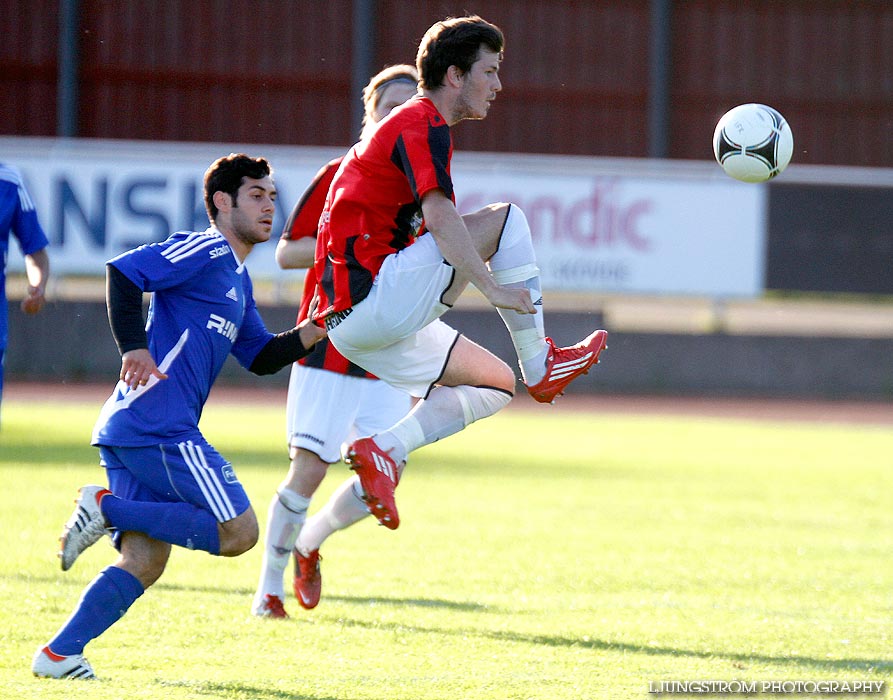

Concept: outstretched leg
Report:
left=34, top=532, right=167, bottom=680
left=465, top=202, right=609, bottom=403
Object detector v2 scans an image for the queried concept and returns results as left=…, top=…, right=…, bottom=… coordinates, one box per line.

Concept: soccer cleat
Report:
left=32, top=646, right=96, bottom=680
left=59, top=484, right=112, bottom=572
left=251, top=594, right=289, bottom=619
left=526, top=329, right=609, bottom=404
left=344, top=437, right=400, bottom=529
left=293, top=548, right=322, bottom=610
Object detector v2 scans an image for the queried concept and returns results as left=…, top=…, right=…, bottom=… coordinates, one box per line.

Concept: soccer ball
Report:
left=713, top=103, right=793, bottom=183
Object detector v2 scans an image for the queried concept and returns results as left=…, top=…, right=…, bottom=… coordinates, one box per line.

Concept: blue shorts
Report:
left=98, top=439, right=250, bottom=524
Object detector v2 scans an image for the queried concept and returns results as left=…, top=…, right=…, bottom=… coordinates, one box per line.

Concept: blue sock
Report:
left=48, top=566, right=144, bottom=656
left=101, top=495, right=221, bottom=554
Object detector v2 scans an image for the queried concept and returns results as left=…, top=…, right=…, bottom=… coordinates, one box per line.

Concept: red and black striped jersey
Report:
left=313, top=96, right=454, bottom=319
left=282, top=157, right=374, bottom=378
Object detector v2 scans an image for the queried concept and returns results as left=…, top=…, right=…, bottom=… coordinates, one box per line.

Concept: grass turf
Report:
left=1, top=394, right=891, bottom=699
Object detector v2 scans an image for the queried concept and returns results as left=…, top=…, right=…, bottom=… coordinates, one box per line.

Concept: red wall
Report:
left=3, top=0, right=892, bottom=165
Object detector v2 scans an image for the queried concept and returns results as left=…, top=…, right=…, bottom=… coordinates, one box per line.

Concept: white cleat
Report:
left=32, top=646, right=96, bottom=680
left=59, top=485, right=112, bottom=571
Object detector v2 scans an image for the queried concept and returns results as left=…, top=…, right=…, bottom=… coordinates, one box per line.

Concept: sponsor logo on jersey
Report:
left=209, top=245, right=230, bottom=259
left=207, top=313, right=238, bottom=342
left=226, top=287, right=238, bottom=302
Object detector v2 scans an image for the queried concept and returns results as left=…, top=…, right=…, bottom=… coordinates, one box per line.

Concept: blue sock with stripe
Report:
left=47, top=566, right=145, bottom=656
left=101, top=495, right=221, bottom=554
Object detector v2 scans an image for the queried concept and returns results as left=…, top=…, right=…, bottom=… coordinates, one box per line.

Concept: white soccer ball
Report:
left=713, top=103, right=793, bottom=183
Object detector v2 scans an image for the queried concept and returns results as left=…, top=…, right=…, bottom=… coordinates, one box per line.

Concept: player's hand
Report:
left=20, top=286, right=45, bottom=314
left=484, top=285, right=537, bottom=314
left=306, top=290, right=321, bottom=320
left=120, top=348, right=168, bottom=390
left=297, top=316, right=327, bottom=350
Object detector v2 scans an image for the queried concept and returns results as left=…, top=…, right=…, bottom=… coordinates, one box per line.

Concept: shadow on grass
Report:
left=10, top=572, right=493, bottom=613
left=16, top=571, right=891, bottom=673
left=321, top=615, right=893, bottom=675
left=158, top=679, right=351, bottom=700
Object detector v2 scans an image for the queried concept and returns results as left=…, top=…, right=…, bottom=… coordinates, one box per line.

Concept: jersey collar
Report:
left=206, top=226, right=246, bottom=272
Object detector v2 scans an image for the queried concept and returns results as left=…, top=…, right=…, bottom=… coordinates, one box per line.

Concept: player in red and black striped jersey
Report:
left=281, top=157, right=370, bottom=377
left=313, top=16, right=609, bottom=533
left=253, top=65, right=418, bottom=618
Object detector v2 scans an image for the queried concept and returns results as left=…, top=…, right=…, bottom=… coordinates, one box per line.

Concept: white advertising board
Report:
left=2, top=137, right=765, bottom=296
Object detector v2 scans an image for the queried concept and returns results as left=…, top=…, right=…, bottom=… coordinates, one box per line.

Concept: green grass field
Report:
left=2, top=392, right=892, bottom=699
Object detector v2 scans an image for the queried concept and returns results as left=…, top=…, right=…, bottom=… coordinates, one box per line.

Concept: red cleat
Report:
left=526, top=329, right=608, bottom=404
left=293, top=548, right=322, bottom=610
left=345, top=437, right=400, bottom=529
left=253, top=594, right=289, bottom=619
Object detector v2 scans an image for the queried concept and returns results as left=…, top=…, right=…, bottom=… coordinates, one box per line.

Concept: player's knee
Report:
left=218, top=509, right=259, bottom=557
left=118, top=535, right=170, bottom=588
left=491, top=358, right=516, bottom=394
left=455, top=383, right=513, bottom=425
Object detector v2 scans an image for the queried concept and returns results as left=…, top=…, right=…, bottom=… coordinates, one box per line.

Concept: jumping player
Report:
left=32, top=154, right=326, bottom=679
left=252, top=65, right=419, bottom=618
left=314, top=16, right=609, bottom=531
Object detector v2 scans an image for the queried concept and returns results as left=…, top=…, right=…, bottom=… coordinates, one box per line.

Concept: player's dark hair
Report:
left=361, top=63, right=419, bottom=133
left=416, top=15, right=504, bottom=90
left=204, top=153, right=272, bottom=224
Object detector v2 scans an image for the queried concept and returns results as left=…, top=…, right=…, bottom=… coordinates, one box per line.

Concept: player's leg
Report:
left=461, top=202, right=609, bottom=403
left=60, top=443, right=256, bottom=572
left=371, top=334, right=515, bottom=467
left=252, top=447, right=321, bottom=617
left=328, top=238, right=515, bottom=527
left=119, top=441, right=256, bottom=555
left=340, top=325, right=514, bottom=528
left=292, top=378, right=414, bottom=608
left=297, top=378, right=414, bottom=552
left=253, top=364, right=364, bottom=616
left=34, top=469, right=171, bottom=679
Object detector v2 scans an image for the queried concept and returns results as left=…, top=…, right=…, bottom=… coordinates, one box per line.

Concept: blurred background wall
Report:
left=4, top=0, right=892, bottom=165
left=3, top=0, right=893, bottom=399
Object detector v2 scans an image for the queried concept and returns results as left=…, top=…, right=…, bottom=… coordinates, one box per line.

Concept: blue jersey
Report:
left=0, top=164, right=50, bottom=348
left=92, top=228, right=273, bottom=446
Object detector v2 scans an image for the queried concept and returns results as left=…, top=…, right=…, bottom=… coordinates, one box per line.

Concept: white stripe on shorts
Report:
left=178, top=440, right=237, bottom=521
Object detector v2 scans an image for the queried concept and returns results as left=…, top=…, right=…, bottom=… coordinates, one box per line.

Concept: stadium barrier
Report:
left=7, top=300, right=893, bottom=401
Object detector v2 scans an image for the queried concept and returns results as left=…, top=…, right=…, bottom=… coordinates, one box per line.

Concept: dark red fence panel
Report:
left=2, top=1, right=892, bottom=165
left=1, top=0, right=59, bottom=136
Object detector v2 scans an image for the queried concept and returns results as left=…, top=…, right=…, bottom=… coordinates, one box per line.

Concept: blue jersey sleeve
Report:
left=231, top=273, right=274, bottom=369
left=0, top=167, right=50, bottom=255
left=108, top=231, right=219, bottom=292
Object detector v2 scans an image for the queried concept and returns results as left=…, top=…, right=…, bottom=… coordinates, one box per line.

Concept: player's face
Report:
left=454, top=47, right=502, bottom=122
left=230, top=176, right=277, bottom=246
left=373, top=82, right=417, bottom=122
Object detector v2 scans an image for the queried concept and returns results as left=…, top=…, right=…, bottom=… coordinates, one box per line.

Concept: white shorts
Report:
left=327, top=233, right=460, bottom=398
left=285, top=363, right=413, bottom=463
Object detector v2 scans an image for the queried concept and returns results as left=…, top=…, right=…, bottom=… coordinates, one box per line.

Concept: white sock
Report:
left=374, top=385, right=512, bottom=461
left=255, top=487, right=310, bottom=600
left=296, top=477, right=369, bottom=554
left=487, top=205, right=548, bottom=384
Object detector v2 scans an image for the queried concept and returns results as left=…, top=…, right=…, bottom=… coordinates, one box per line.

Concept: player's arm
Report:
left=274, top=236, right=317, bottom=270
left=276, top=159, right=339, bottom=270
left=106, top=263, right=168, bottom=389
left=20, top=247, right=49, bottom=314
left=421, top=190, right=535, bottom=314
left=248, top=316, right=326, bottom=375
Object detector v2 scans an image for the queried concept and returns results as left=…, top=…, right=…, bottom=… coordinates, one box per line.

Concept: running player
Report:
left=0, top=163, right=50, bottom=423
left=32, top=154, right=326, bottom=680
left=314, top=16, right=609, bottom=530
left=252, top=64, right=419, bottom=617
